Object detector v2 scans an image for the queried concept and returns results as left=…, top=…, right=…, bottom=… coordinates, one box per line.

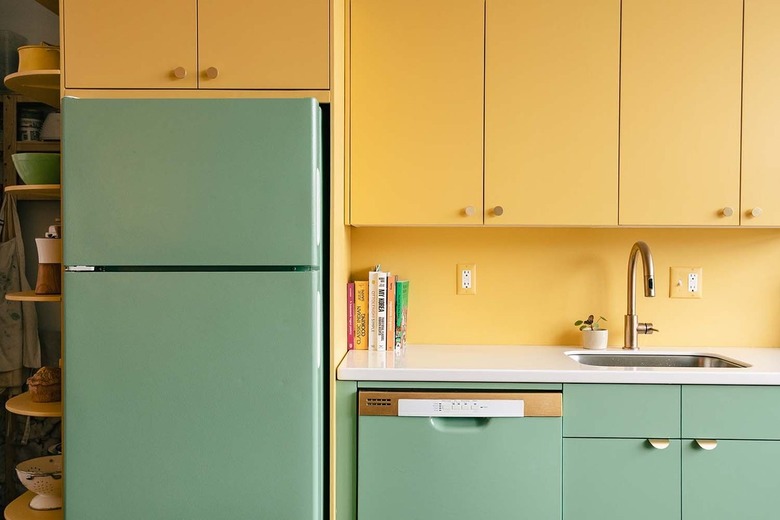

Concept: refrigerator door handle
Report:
left=66, top=266, right=96, bottom=272
left=316, top=167, right=321, bottom=249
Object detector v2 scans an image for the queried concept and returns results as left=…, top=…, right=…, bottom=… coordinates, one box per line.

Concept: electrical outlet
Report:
left=457, top=263, right=477, bottom=295
left=669, top=267, right=703, bottom=299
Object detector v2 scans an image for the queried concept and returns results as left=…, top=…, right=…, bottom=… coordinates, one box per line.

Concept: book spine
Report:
left=354, top=281, right=369, bottom=350
left=346, top=282, right=355, bottom=350
left=368, top=271, right=378, bottom=351
left=376, top=271, right=388, bottom=351
left=394, top=280, right=409, bottom=350
left=386, top=274, right=396, bottom=350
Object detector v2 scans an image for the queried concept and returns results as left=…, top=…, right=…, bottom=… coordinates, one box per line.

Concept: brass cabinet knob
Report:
left=493, top=206, right=504, bottom=216
left=648, top=439, right=670, bottom=450
left=172, top=67, right=187, bottom=79
left=205, top=67, right=219, bottom=79
left=721, top=207, right=734, bottom=217
left=751, top=207, right=763, bottom=218
left=695, top=439, right=718, bottom=451
left=464, top=206, right=475, bottom=217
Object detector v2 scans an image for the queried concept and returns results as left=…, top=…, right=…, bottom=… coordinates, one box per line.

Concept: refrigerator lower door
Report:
left=64, top=271, right=322, bottom=520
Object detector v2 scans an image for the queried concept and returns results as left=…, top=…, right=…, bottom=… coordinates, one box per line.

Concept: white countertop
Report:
left=336, top=344, right=780, bottom=384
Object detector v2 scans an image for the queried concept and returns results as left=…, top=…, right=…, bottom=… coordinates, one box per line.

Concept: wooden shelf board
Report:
left=4, top=291, right=61, bottom=302
left=5, top=392, right=61, bottom=418
left=3, top=71, right=61, bottom=109
left=4, top=185, right=60, bottom=200
left=4, top=492, right=62, bottom=520
left=34, top=0, right=58, bottom=15
left=15, top=142, right=60, bottom=153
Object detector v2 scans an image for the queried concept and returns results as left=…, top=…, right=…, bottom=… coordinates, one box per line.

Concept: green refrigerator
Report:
left=61, top=98, right=324, bottom=519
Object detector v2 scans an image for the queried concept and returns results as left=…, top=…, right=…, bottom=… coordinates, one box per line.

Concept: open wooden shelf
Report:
left=15, top=142, right=60, bottom=153
left=4, top=492, right=62, bottom=520
left=3, top=71, right=60, bottom=109
left=4, top=291, right=61, bottom=303
left=5, top=392, right=61, bottom=418
left=4, top=185, right=60, bottom=201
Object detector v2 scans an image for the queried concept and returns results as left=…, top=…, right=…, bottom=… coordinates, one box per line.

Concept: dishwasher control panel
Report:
left=398, top=399, right=525, bottom=417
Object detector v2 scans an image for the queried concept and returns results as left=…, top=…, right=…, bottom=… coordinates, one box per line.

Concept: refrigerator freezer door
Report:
left=62, top=98, right=321, bottom=267
left=63, top=271, right=322, bottom=520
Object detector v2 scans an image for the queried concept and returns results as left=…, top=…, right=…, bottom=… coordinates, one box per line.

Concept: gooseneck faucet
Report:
left=624, top=241, right=658, bottom=350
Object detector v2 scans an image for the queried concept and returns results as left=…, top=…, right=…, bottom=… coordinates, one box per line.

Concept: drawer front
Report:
left=358, top=415, right=562, bottom=520
left=563, top=384, right=680, bottom=438
left=683, top=439, right=780, bottom=519
left=682, top=385, right=780, bottom=440
left=564, top=438, right=681, bottom=520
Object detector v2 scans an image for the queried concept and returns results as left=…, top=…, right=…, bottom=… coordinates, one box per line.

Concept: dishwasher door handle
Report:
left=429, top=417, right=491, bottom=433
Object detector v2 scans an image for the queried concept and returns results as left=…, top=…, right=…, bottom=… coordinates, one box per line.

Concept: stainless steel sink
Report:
left=566, top=351, right=750, bottom=368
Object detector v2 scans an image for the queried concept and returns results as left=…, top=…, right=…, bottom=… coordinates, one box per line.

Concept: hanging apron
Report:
left=0, top=194, right=41, bottom=388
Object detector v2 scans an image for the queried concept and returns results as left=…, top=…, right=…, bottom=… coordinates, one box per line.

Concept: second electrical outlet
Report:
left=457, top=263, right=477, bottom=295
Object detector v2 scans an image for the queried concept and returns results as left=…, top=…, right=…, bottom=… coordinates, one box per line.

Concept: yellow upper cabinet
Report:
left=742, top=0, right=780, bottom=227
left=63, top=0, right=329, bottom=90
left=349, top=0, right=484, bottom=225
left=63, top=0, right=197, bottom=89
left=485, top=0, right=619, bottom=226
left=198, top=0, right=329, bottom=90
left=620, top=0, right=742, bottom=226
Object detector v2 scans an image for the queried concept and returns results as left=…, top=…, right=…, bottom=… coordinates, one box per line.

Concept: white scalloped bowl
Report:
left=16, top=455, right=62, bottom=510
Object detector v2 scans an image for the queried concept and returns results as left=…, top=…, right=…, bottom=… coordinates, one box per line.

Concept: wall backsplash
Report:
left=351, top=227, right=780, bottom=348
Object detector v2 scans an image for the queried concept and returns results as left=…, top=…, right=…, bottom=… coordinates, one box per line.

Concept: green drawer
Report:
left=563, top=384, right=680, bottom=438
left=682, top=385, right=780, bottom=440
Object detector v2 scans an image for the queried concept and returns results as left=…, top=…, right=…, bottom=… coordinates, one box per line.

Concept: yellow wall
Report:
left=351, top=228, right=780, bottom=348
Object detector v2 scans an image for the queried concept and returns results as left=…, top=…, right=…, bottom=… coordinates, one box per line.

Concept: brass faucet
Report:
left=624, top=241, right=658, bottom=350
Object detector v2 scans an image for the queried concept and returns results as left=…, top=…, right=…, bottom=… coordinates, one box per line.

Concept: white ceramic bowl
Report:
left=40, top=112, right=60, bottom=140
left=16, top=455, right=62, bottom=510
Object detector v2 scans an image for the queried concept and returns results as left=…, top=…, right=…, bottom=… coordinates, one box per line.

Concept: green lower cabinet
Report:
left=563, top=438, right=681, bottom=520
left=358, top=416, right=562, bottom=520
left=682, top=439, right=780, bottom=520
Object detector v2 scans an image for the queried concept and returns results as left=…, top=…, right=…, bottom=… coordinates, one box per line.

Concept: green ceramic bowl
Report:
left=11, top=153, right=61, bottom=185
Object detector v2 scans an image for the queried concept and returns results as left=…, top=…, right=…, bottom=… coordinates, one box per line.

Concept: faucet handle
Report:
left=638, top=323, right=658, bottom=335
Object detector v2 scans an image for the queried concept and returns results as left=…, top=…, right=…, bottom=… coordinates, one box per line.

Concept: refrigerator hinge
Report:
left=66, top=266, right=97, bottom=272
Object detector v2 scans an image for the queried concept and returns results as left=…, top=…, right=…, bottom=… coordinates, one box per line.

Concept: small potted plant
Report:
left=574, top=314, right=608, bottom=350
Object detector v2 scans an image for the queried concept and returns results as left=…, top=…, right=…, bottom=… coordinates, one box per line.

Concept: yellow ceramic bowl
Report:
left=17, top=44, right=60, bottom=71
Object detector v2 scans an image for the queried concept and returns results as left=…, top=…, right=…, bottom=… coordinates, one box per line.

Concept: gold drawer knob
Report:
left=205, top=66, right=219, bottom=79
left=172, top=67, right=187, bottom=79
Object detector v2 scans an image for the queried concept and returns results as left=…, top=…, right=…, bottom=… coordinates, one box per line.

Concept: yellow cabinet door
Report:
left=63, top=0, right=197, bottom=89
left=350, top=0, right=484, bottom=225
left=198, top=0, right=329, bottom=89
left=742, top=0, right=780, bottom=227
left=485, top=0, right=619, bottom=226
left=620, top=0, right=742, bottom=226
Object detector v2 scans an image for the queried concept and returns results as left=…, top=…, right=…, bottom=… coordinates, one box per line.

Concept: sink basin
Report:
left=566, top=351, right=750, bottom=368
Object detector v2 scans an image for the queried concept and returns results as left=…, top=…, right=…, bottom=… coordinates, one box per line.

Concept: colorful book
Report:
left=386, top=274, right=396, bottom=349
left=376, top=270, right=388, bottom=351
left=394, top=280, right=409, bottom=350
left=354, top=281, right=368, bottom=350
left=368, top=270, right=379, bottom=350
left=347, top=282, right=355, bottom=350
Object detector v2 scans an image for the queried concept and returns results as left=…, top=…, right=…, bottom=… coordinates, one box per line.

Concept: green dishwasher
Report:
left=357, top=391, right=563, bottom=520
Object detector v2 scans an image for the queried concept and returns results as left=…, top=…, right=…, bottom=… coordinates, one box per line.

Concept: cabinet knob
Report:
left=648, top=439, right=670, bottom=450
left=172, top=67, right=187, bottom=79
left=205, top=67, right=219, bottom=79
left=463, top=206, right=475, bottom=217
left=721, top=207, right=734, bottom=217
left=492, top=206, right=504, bottom=217
left=751, top=207, right=763, bottom=218
left=694, top=439, right=718, bottom=451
